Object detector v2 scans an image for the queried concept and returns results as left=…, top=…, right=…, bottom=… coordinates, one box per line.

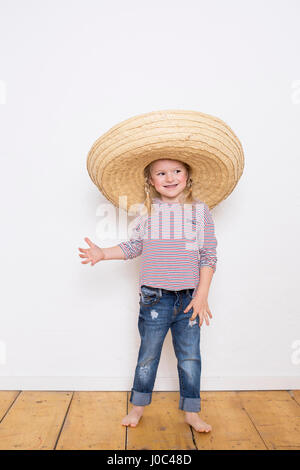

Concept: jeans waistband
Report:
left=141, top=285, right=194, bottom=298
left=159, top=287, right=194, bottom=296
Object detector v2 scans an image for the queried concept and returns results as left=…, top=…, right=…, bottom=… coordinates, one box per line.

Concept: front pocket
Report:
left=140, top=286, right=160, bottom=306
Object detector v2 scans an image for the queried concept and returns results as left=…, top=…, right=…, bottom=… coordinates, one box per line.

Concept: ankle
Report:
left=132, top=405, right=144, bottom=411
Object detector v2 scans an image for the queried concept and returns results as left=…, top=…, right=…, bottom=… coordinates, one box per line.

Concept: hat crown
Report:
left=86, top=109, right=244, bottom=211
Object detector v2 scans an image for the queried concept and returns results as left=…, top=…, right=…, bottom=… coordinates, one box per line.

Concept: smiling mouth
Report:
left=164, top=184, right=178, bottom=188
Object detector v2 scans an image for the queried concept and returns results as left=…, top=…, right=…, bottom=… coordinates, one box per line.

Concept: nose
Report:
left=165, top=172, right=175, bottom=182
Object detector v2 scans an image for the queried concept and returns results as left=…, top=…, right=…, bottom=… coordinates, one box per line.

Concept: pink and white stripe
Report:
left=118, top=198, right=217, bottom=291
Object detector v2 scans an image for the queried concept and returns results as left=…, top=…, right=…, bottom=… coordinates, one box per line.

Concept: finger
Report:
left=204, top=312, right=210, bottom=326
left=84, top=237, right=95, bottom=247
left=206, top=308, right=213, bottom=318
left=81, top=259, right=91, bottom=264
left=184, top=303, right=192, bottom=313
left=78, top=247, right=88, bottom=253
left=79, top=254, right=88, bottom=258
left=199, top=313, right=205, bottom=327
left=190, top=310, right=199, bottom=321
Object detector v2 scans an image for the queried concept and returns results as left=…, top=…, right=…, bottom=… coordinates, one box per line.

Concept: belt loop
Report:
left=159, top=288, right=162, bottom=298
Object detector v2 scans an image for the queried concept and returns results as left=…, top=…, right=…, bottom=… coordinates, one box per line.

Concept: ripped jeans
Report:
left=130, top=285, right=201, bottom=412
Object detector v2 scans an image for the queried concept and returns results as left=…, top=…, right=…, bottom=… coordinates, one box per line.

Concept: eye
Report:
left=157, top=170, right=181, bottom=176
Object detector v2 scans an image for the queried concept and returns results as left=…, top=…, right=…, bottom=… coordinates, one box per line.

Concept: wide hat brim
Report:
left=86, top=109, right=244, bottom=212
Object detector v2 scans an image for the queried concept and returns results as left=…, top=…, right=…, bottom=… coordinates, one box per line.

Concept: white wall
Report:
left=0, top=0, right=299, bottom=390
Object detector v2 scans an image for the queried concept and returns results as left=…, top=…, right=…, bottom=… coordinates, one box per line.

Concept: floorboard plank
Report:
left=276, top=446, right=300, bottom=450
left=0, top=390, right=299, bottom=450
left=238, top=391, right=300, bottom=449
left=0, top=391, right=72, bottom=450
left=192, top=391, right=267, bottom=450
left=126, top=392, right=196, bottom=450
left=0, top=391, right=20, bottom=421
left=290, top=390, right=300, bottom=406
left=56, top=391, right=127, bottom=450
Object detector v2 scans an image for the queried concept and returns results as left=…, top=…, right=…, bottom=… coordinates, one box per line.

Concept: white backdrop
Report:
left=0, top=0, right=299, bottom=390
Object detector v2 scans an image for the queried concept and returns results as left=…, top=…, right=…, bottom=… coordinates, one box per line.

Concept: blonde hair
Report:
left=142, top=160, right=196, bottom=216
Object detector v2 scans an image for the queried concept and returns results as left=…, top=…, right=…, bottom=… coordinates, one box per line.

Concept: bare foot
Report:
left=184, top=412, right=212, bottom=433
left=121, top=405, right=144, bottom=427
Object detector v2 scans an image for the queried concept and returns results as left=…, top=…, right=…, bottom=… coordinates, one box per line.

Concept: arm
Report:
left=194, top=203, right=217, bottom=298
left=194, top=266, right=214, bottom=298
left=79, top=216, right=145, bottom=265
left=78, top=237, right=125, bottom=265
left=117, top=215, right=145, bottom=260
left=102, top=245, right=126, bottom=260
left=184, top=204, right=217, bottom=326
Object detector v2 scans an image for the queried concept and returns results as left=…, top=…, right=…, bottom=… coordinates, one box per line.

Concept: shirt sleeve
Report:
left=118, top=215, right=145, bottom=260
left=198, top=203, right=218, bottom=273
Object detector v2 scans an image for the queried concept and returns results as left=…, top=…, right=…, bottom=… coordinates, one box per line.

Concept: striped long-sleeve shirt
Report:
left=118, top=197, right=217, bottom=292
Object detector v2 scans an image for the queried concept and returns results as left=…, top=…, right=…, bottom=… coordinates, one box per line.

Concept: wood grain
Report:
left=127, top=391, right=196, bottom=450
left=0, top=391, right=72, bottom=450
left=0, top=390, right=298, bottom=450
left=237, top=391, right=300, bottom=449
left=56, top=391, right=126, bottom=450
left=192, top=391, right=267, bottom=450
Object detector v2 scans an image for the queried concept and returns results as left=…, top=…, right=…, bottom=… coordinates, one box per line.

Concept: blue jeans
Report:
left=130, top=285, right=201, bottom=412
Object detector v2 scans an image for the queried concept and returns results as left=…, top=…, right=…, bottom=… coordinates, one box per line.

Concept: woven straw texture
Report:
left=86, top=109, right=244, bottom=211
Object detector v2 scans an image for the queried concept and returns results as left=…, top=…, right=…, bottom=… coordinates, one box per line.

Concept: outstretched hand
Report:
left=184, top=294, right=212, bottom=327
left=78, top=237, right=104, bottom=266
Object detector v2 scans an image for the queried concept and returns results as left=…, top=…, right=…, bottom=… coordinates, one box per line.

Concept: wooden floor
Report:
left=0, top=390, right=299, bottom=450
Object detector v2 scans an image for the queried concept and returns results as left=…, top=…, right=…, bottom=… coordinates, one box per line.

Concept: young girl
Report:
left=78, top=158, right=217, bottom=434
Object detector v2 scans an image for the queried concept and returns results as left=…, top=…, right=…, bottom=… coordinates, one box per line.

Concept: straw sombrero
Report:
left=86, top=109, right=244, bottom=212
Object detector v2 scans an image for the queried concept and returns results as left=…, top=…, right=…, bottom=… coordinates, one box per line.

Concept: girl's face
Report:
left=149, top=159, right=188, bottom=203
